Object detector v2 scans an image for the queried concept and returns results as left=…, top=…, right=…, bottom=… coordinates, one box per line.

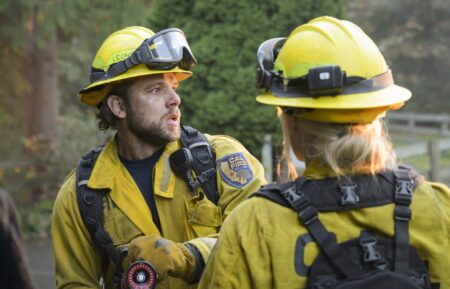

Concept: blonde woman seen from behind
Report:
left=198, top=16, right=450, bottom=289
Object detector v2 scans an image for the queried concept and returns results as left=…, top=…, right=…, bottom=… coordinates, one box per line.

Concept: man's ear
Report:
left=106, top=95, right=127, bottom=119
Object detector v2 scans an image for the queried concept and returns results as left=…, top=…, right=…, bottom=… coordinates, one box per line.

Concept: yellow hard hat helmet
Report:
left=255, top=16, right=411, bottom=123
left=79, top=26, right=196, bottom=106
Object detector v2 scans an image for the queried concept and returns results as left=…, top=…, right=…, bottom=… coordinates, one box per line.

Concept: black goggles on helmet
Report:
left=255, top=37, right=394, bottom=97
left=90, top=28, right=197, bottom=83
left=255, top=37, right=286, bottom=89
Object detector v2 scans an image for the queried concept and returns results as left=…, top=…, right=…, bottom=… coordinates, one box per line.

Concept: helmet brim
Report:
left=256, top=84, right=411, bottom=109
left=79, top=64, right=192, bottom=106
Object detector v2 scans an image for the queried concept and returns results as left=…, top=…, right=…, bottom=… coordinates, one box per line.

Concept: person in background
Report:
left=0, top=188, right=36, bottom=289
left=51, top=26, right=266, bottom=289
left=198, top=16, right=450, bottom=289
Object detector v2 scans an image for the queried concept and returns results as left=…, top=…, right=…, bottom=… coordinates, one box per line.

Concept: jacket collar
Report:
left=302, top=159, right=337, bottom=179
left=88, top=134, right=183, bottom=198
left=86, top=136, right=182, bottom=235
left=88, top=136, right=121, bottom=190
left=302, top=159, right=377, bottom=179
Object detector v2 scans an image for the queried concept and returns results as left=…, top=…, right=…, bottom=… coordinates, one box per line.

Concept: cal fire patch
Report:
left=217, top=152, right=253, bottom=188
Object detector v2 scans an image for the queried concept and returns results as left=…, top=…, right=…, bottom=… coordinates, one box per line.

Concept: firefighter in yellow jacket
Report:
left=51, top=26, right=266, bottom=289
left=198, top=16, right=450, bottom=289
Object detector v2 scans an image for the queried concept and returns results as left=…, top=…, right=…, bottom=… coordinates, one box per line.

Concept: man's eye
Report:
left=149, top=87, right=162, bottom=94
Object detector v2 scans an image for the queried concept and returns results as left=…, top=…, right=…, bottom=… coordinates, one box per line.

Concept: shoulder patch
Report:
left=217, top=152, right=254, bottom=188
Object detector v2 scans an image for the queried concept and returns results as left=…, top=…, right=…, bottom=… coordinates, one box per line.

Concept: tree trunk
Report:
left=22, top=5, right=59, bottom=199
left=23, top=7, right=59, bottom=158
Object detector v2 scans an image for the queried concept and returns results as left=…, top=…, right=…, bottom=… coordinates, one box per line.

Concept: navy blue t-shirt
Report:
left=119, top=148, right=164, bottom=233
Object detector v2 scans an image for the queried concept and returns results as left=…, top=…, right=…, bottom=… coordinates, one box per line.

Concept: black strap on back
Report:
left=284, top=177, right=364, bottom=277
left=76, top=146, right=119, bottom=276
left=253, top=170, right=420, bottom=211
left=253, top=168, right=419, bottom=278
left=179, top=126, right=219, bottom=204
left=393, top=169, right=414, bottom=273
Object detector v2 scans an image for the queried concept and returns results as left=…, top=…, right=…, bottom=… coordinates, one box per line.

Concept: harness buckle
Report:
left=339, top=182, right=359, bottom=206
left=282, top=186, right=310, bottom=212
left=395, top=179, right=413, bottom=205
left=359, top=236, right=381, bottom=263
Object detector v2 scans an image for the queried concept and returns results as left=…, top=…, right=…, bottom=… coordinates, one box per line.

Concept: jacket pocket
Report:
left=186, top=196, right=222, bottom=237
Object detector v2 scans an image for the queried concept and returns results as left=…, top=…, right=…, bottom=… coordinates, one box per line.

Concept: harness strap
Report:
left=76, top=146, right=119, bottom=277
left=253, top=168, right=418, bottom=279
left=393, top=169, right=414, bottom=273
left=283, top=179, right=363, bottom=278
left=252, top=170, right=420, bottom=211
left=251, top=183, right=291, bottom=206
left=180, top=126, right=219, bottom=204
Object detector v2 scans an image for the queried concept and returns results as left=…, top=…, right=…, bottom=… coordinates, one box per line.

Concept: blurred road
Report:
left=26, top=239, right=55, bottom=289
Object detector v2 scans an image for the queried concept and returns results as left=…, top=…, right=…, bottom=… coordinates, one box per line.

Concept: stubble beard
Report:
left=127, top=110, right=181, bottom=147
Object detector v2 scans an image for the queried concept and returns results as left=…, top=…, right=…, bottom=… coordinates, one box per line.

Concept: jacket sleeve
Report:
left=187, top=135, right=267, bottom=262
left=51, top=170, right=103, bottom=289
left=429, top=181, right=450, bottom=245
left=197, top=198, right=273, bottom=289
left=210, top=135, right=267, bottom=219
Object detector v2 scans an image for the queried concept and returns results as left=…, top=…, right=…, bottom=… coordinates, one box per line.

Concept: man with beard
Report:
left=51, top=26, right=266, bottom=289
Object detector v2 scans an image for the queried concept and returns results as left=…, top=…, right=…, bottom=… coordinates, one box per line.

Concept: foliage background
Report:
left=147, top=0, right=345, bottom=153
left=0, top=0, right=449, bottom=239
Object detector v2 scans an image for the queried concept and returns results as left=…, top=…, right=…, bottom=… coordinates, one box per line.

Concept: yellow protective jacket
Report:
left=198, top=164, right=450, bottom=289
left=52, top=134, right=266, bottom=289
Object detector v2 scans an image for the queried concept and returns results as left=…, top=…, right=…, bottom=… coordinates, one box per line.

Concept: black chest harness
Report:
left=252, top=168, right=440, bottom=289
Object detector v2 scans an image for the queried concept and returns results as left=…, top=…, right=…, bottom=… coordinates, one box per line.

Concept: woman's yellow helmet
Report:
left=255, top=16, right=411, bottom=123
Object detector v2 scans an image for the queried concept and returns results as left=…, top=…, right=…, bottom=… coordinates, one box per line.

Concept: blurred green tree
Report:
left=0, top=0, right=151, bottom=159
left=0, top=0, right=151, bottom=201
left=147, top=0, right=346, bottom=156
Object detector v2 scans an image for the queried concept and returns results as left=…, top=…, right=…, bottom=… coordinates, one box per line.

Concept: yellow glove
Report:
left=126, top=234, right=196, bottom=282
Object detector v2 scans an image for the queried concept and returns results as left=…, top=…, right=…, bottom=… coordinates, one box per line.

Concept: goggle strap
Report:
left=89, top=50, right=144, bottom=83
left=124, top=50, right=143, bottom=69
left=90, top=69, right=105, bottom=83
left=90, top=62, right=126, bottom=83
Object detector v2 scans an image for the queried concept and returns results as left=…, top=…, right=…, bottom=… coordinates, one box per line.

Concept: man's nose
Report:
left=167, top=88, right=181, bottom=107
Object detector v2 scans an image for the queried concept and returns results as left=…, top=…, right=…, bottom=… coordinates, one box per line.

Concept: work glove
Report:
left=125, top=234, right=196, bottom=282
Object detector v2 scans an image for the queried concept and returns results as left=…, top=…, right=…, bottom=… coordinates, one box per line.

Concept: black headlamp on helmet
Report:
left=255, top=38, right=394, bottom=98
left=90, top=28, right=197, bottom=83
